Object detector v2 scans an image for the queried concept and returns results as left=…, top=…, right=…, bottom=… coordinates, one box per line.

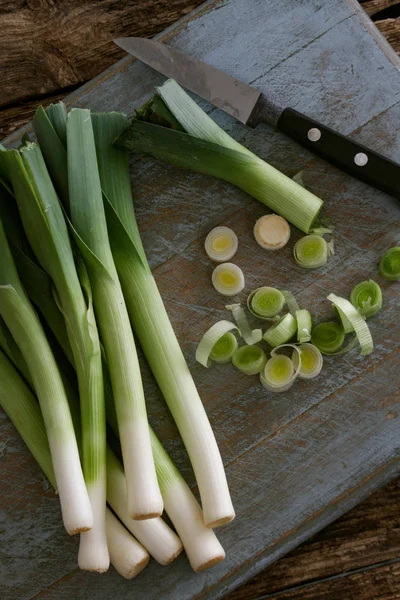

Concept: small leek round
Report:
left=196, top=321, right=240, bottom=367
left=205, top=226, right=238, bottom=262
left=212, top=263, right=245, bottom=296
left=209, top=332, right=238, bottom=364
left=292, top=343, right=323, bottom=379
left=311, top=321, right=345, bottom=354
left=248, top=287, right=285, bottom=319
left=232, top=345, right=267, bottom=375
left=379, top=247, right=400, bottom=281
left=294, top=234, right=329, bottom=269
left=327, top=294, right=373, bottom=355
left=260, top=343, right=302, bottom=392
left=263, top=313, right=297, bottom=347
left=225, top=304, right=262, bottom=345
left=296, top=309, right=312, bottom=343
left=254, top=214, right=291, bottom=250
left=350, top=280, right=382, bottom=319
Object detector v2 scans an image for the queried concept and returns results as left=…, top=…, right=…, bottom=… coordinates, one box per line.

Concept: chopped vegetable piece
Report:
left=248, top=286, right=285, bottom=319
left=260, top=343, right=301, bottom=392
left=225, top=303, right=262, bottom=344
left=196, top=321, right=240, bottom=368
left=212, top=262, right=245, bottom=296
left=294, top=234, right=329, bottom=269
left=379, top=247, right=400, bottom=281
left=282, top=289, right=300, bottom=314
left=205, top=226, right=238, bottom=262
left=209, top=331, right=238, bottom=364
left=263, top=313, right=297, bottom=347
left=292, top=343, right=323, bottom=379
left=296, top=309, right=312, bottom=343
left=311, top=321, right=345, bottom=354
left=253, top=214, right=290, bottom=250
left=327, top=294, right=373, bottom=355
left=232, top=345, right=267, bottom=375
left=350, top=279, right=382, bottom=319
left=334, top=306, right=354, bottom=333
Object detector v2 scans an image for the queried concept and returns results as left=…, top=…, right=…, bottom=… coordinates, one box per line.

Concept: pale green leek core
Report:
left=210, top=332, right=238, bottom=364
left=0, top=215, right=92, bottom=535
left=379, top=247, right=400, bottom=281
left=66, top=108, right=162, bottom=520
left=248, top=287, right=285, bottom=319
left=225, top=303, right=262, bottom=344
left=232, top=345, right=267, bottom=375
left=294, top=234, right=329, bottom=268
left=263, top=313, right=297, bottom=347
left=327, top=294, right=373, bottom=356
left=350, top=280, right=382, bottom=319
left=91, top=111, right=234, bottom=527
left=116, top=79, right=323, bottom=234
left=311, top=321, right=345, bottom=354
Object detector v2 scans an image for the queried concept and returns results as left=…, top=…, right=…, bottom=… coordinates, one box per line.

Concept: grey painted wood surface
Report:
left=1, top=0, right=399, bottom=598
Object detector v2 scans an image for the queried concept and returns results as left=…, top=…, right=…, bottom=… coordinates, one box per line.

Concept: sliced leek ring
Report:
left=212, top=263, right=245, bottom=296
left=205, top=226, right=238, bottom=262
left=254, top=214, right=290, bottom=250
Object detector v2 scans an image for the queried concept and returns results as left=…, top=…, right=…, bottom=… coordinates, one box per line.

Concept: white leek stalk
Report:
left=105, top=510, right=149, bottom=579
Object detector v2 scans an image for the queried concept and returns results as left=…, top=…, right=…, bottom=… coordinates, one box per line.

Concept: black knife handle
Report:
left=269, top=107, right=400, bottom=201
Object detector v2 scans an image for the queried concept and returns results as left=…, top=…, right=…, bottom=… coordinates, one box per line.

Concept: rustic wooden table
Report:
left=1, top=1, right=399, bottom=598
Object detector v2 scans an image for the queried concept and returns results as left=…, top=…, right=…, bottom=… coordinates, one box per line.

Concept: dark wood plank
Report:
left=361, top=0, right=400, bottom=17
left=375, top=17, right=400, bottom=51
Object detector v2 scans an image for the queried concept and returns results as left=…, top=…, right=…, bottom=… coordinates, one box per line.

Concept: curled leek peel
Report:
left=205, top=226, right=238, bottom=262
left=296, top=309, right=312, bottom=343
left=263, top=313, right=297, bottom=347
left=253, top=214, right=290, bottom=250
left=209, top=331, right=238, bottom=364
left=379, top=247, right=400, bottom=281
left=294, top=234, right=330, bottom=269
left=335, top=306, right=354, bottom=334
left=232, top=345, right=267, bottom=375
left=248, top=286, right=285, bottom=319
left=260, top=344, right=301, bottom=392
left=327, top=294, right=373, bottom=355
left=311, top=321, right=345, bottom=354
left=282, top=290, right=300, bottom=314
left=225, top=303, right=262, bottom=344
left=292, top=343, right=323, bottom=379
left=196, top=321, right=240, bottom=367
left=350, top=280, right=382, bottom=319
left=212, top=262, right=245, bottom=296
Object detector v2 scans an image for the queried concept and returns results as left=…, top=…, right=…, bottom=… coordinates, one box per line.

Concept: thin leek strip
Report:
left=92, top=112, right=235, bottom=528
left=225, top=303, right=262, bottom=345
left=379, top=247, right=400, bottom=281
left=209, top=332, right=238, bottom=364
left=294, top=234, right=329, bottom=268
left=327, top=294, right=373, bottom=355
left=334, top=306, right=354, bottom=334
left=4, top=143, right=108, bottom=570
left=263, top=313, right=297, bottom=347
left=311, top=321, right=345, bottom=354
left=136, top=93, right=184, bottom=131
left=0, top=350, right=150, bottom=579
left=196, top=321, right=240, bottom=367
left=232, top=345, right=267, bottom=375
left=116, top=123, right=323, bottom=235
left=350, top=280, right=382, bottom=319
left=0, top=217, right=92, bottom=535
left=248, top=287, right=285, bottom=319
left=292, top=343, right=323, bottom=379
left=281, top=290, right=300, bottom=315
left=205, top=226, right=238, bottom=262
left=296, top=309, right=312, bottom=343
left=260, top=344, right=301, bottom=392
left=253, top=214, right=290, bottom=250
left=212, top=262, right=245, bottom=296
left=67, top=108, right=162, bottom=521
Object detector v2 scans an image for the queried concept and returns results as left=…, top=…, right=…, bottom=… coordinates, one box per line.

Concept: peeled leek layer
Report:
left=379, top=247, right=400, bottom=281
left=350, top=280, right=382, bottom=319
left=225, top=303, right=262, bottom=345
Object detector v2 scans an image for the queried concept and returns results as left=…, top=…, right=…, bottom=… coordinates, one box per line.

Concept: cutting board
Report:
left=1, top=1, right=399, bottom=598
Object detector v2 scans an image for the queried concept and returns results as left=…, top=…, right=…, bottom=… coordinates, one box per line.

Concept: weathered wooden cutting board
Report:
left=1, top=0, right=399, bottom=598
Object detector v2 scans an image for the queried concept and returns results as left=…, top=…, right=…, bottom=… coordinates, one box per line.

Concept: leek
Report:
left=0, top=216, right=92, bottom=535
left=205, top=226, right=238, bottom=262
left=292, top=343, right=323, bottom=379
left=261, top=354, right=295, bottom=392
left=105, top=509, right=149, bottom=579
left=209, top=331, right=238, bottom=364
left=248, top=287, right=285, bottom=319
left=294, top=234, right=330, bottom=269
left=350, top=280, right=382, bottom=319
left=232, top=345, right=267, bottom=375
left=327, top=294, right=373, bottom=355
left=379, top=247, right=400, bottom=281
left=196, top=320, right=240, bottom=368
left=253, top=214, right=291, bottom=250
left=311, top=321, right=345, bottom=354
left=212, top=262, right=245, bottom=296
left=225, top=303, right=262, bottom=344
left=263, top=313, right=297, bottom=347
left=296, top=309, right=312, bottom=343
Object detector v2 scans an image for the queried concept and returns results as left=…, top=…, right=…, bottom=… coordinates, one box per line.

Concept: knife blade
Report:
left=114, top=37, right=400, bottom=201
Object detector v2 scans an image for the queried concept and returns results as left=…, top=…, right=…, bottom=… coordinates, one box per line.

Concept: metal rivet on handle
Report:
left=354, top=152, right=368, bottom=166
left=307, top=128, right=321, bottom=142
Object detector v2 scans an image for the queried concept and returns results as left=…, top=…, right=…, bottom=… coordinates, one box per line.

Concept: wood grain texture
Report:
left=1, top=0, right=400, bottom=599
left=362, top=0, right=400, bottom=17
left=376, top=17, right=400, bottom=50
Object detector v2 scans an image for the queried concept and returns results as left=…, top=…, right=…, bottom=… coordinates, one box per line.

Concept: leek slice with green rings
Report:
left=327, top=294, right=373, bottom=355
left=350, top=280, right=382, bottom=319
left=292, top=343, right=323, bottom=379
left=294, top=234, right=330, bottom=269
left=248, top=287, right=285, bottom=319
left=232, top=345, right=267, bottom=375
left=209, top=332, right=238, bottom=364
left=212, top=263, right=245, bottom=296
left=263, top=313, right=297, bottom=347
left=260, top=344, right=301, bottom=392
left=196, top=321, right=240, bottom=367
left=225, top=303, right=262, bottom=344
left=379, top=247, right=400, bottom=281
left=311, top=321, right=345, bottom=354
left=296, top=309, right=312, bottom=343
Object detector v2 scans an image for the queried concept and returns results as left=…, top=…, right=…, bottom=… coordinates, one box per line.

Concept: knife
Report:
left=114, top=37, right=400, bottom=201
